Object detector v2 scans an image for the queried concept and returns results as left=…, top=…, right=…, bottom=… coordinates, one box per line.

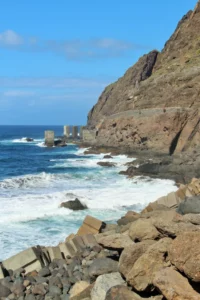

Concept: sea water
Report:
left=0, top=125, right=177, bottom=261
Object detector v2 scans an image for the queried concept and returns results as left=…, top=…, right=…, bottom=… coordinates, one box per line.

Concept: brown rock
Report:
left=69, top=281, right=90, bottom=299
left=119, top=240, right=155, bottom=278
left=32, top=284, right=47, bottom=296
left=86, top=2, right=200, bottom=160
left=153, top=267, right=200, bottom=300
left=117, top=211, right=140, bottom=226
left=129, top=219, right=161, bottom=242
left=105, top=285, right=143, bottom=300
left=127, top=238, right=172, bottom=292
left=182, top=213, right=200, bottom=225
left=97, top=233, right=133, bottom=250
left=169, top=231, right=200, bottom=282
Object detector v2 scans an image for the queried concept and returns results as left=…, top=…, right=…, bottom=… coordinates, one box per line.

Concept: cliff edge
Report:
left=87, top=1, right=200, bottom=155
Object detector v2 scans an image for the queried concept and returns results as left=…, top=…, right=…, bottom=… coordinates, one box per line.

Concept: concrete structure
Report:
left=82, top=129, right=96, bottom=144
left=64, top=125, right=70, bottom=138
left=46, top=246, right=62, bottom=261
left=45, top=130, right=55, bottom=147
left=77, top=215, right=104, bottom=236
left=72, top=126, right=78, bottom=139
left=2, top=247, right=43, bottom=274
left=79, top=126, right=85, bottom=139
left=0, top=265, right=5, bottom=279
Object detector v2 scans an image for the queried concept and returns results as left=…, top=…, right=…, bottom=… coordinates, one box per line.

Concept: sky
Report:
left=0, top=0, right=197, bottom=125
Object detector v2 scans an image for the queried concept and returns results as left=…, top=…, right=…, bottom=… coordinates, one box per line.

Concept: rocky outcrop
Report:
left=60, top=199, right=87, bottom=211
left=87, top=1, right=200, bottom=155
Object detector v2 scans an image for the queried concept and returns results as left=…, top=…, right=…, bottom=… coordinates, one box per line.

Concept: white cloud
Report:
left=0, top=77, right=111, bottom=89
left=3, top=90, right=35, bottom=97
left=0, top=30, right=23, bottom=46
left=0, top=29, right=145, bottom=60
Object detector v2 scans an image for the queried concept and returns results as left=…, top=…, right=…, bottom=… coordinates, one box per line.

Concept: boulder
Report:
left=88, top=258, right=118, bottom=277
left=25, top=138, right=34, bottom=142
left=177, top=196, right=200, bottom=215
left=69, top=281, right=90, bottom=299
left=117, top=211, right=140, bottom=226
left=182, top=213, right=200, bottom=225
left=70, top=283, right=93, bottom=300
left=103, top=155, right=113, bottom=159
left=153, top=267, right=200, bottom=300
left=97, top=233, right=133, bottom=250
left=0, top=283, right=11, bottom=298
left=105, top=285, right=143, bottom=300
left=169, top=231, right=200, bottom=282
left=91, top=272, right=126, bottom=300
left=129, top=219, right=161, bottom=242
left=97, top=162, right=116, bottom=167
left=127, top=238, right=172, bottom=292
left=60, top=198, right=87, bottom=211
left=119, top=240, right=155, bottom=278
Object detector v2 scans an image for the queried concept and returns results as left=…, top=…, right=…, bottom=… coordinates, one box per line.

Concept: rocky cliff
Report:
left=87, top=0, right=200, bottom=155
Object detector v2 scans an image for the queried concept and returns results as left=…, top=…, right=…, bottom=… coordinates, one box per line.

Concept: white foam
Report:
left=0, top=148, right=178, bottom=260
left=0, top=172, right=55, bottom=189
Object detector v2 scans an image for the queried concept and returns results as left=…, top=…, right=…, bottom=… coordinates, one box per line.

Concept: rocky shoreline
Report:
left=81, top=145, right=200, bottom=184
left=1, top=176, right=200, bottom=300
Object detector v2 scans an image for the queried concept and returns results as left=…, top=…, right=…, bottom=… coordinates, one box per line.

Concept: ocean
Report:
left=0, top=125, right=177, bottom=261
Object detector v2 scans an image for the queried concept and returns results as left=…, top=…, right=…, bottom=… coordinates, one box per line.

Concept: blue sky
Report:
left=0, top=0, right=197, bottom=125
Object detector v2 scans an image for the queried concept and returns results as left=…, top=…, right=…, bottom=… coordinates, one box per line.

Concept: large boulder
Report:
left=177, top=196, right=200, bottom=215
left=91, top=272, right=126, bottom=300
left=0, top=284, right=11, bottom=298
left=182, top=213, right=200, bottom=225
left=129, top=219, right=161, bottom=242
left=105, top=285, right=143, bottom=300
left=117, top=211, right=140, bottom=226
left=153, top=267, right=200, bottom=300
left=88, top=258, right=118, bottom=277
left=69, top=281, right=90, bottom=299
left=60, top=199, right=87, bottom=211
left=97, top=233, right=133, bottom=250
left=169, top=231, right=200, bottom=282
left=119, top=240, right=155, bottom=278
left=127, top=238, right=172, bottom=292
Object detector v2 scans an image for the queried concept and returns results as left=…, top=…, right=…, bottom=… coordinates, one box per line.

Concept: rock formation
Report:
left=87, top=1, right=200, bottom=155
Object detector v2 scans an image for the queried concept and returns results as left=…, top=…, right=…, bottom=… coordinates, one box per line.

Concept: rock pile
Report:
left=2, top=196, right=200, bottom=299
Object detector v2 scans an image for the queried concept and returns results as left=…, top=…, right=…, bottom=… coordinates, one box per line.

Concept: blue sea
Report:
left=0, top=125, right=177, bottom=261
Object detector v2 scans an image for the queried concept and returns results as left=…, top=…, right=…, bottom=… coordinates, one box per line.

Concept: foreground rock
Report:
left=169, top=231, right=200, bottom=282
left=97, top=233, right=133, bottom=250
left=153, top=267, right=200, bottom=300
left=127, top=238, right=172, bottom=292
left=91, top=272, right=125, bottom=300
left=177, top=195, right=200, bottom=215
left=60, top=199, right=88, bottom=211
left=119, top=240, right=155, bottom=278
left=129, top=219, right=161, bottom=242
left=105, top=285, right=144, bottom=300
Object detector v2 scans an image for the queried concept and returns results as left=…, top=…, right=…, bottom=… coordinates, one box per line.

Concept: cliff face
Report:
left=87, top=1, right=200, bottom=155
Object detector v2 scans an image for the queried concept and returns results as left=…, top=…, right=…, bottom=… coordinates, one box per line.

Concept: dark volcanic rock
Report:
left=88, top=258, right=118, bottom=277
left=103, top=155, right=113, bottom=159
left=60, top=198, right=87, bottom=211
left=97, top=161, right=116, bottom=167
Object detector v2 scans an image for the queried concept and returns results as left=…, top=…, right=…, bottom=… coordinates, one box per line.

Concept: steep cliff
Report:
left=87, top=1, right=200, bottom=155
